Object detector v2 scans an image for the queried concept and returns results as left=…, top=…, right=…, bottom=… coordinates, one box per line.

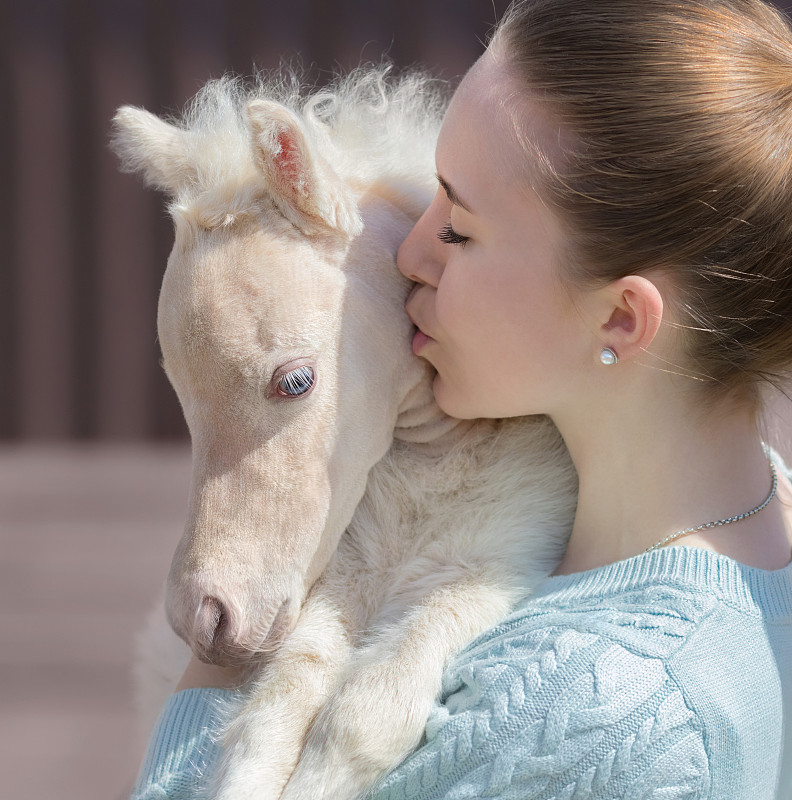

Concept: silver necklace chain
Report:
left=645, top=444, right=777, bottom=553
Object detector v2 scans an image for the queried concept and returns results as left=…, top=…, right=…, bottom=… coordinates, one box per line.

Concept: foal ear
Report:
left=247, top=99, right=362, bottom=238
left=111, top=106, right=196, bottom=195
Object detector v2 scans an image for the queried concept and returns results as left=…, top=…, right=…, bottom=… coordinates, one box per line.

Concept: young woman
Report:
left=132, top=1, right=792, bottom=797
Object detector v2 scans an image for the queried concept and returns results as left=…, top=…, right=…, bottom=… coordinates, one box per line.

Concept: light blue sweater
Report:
left=132, top=546, right=792, bottom=799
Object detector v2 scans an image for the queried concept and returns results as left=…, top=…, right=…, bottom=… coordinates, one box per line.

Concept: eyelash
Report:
left=437, top=222, right=469, bottom=248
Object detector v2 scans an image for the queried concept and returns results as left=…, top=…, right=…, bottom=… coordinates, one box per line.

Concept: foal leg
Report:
left=209, top=556, right=373, bottom=800
left=279, top=569, right=519, bottom=800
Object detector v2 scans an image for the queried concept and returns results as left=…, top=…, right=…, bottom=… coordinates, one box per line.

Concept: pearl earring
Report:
left=600, top=347, right=618, bottom=366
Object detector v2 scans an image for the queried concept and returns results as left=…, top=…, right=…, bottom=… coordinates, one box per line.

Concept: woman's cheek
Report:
left=432, top=282, right=458, bottom=335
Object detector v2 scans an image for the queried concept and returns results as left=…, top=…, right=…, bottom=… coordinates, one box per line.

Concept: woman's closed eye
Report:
left=437, top=222, right=470, bottom=248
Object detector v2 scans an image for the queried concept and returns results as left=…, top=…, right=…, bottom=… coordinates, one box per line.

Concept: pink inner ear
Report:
left=276, top=131, right=305, bottom=194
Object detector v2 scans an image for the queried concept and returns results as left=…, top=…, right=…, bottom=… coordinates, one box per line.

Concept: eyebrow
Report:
left=436, top=174, right=474, bottom=214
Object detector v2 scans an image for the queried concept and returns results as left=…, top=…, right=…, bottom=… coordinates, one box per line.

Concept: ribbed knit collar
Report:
left=529, top=545, right=792, bottom=620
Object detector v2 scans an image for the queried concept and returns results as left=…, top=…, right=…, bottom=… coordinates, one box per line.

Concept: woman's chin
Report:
left=432, top=375, right=478, bottom=420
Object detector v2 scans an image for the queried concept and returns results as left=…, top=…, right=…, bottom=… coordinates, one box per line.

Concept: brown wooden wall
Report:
left=4, top=0, right=792, bottom=439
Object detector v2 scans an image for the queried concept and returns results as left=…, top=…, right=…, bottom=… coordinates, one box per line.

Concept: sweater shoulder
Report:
left=374, top=564, right=792, bottom=800
left=374, top=596, right=713, bottom=799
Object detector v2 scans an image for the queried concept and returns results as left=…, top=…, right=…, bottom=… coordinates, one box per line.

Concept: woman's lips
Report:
left=412, top=328, right=432, bottom=354
left=405, top=289, right=434, bottom=354
left=405, top=308, right=433, bottom=354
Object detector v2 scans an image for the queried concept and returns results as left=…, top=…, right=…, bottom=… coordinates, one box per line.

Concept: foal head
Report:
left=113, top=73, right=440, bottom=665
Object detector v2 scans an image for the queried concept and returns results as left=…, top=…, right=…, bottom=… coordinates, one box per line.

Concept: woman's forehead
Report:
left=437, top=57, right=516, bottom=171
left=436, top=53, right=560, bottom=198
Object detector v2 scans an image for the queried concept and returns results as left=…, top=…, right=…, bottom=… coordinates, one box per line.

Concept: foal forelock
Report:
left=169, top=184, right=274, bottom=233
left=157, top=67, right=445, bottom=231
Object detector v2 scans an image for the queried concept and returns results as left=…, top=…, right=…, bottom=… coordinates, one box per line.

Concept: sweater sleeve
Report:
left=131, top=688, right=236, bottom=800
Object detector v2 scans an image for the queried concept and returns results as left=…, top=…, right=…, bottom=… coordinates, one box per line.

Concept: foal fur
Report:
left=113, top=66, right=576, bottom=800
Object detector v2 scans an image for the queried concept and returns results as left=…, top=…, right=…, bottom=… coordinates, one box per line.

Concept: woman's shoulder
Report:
left=375, top=600, right=711, bottom=799
left=372, top=547, right=792, bottom=800
left=520, top=543, right=792, bottom=634
left=477, top=545, right=792, bottom=666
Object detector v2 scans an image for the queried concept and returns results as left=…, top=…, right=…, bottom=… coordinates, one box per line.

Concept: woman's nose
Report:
left=397, top=193, right=446, bottom=289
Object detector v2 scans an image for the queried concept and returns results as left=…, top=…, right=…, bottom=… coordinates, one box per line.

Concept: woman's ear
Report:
left=598, top=275, right=664, bottom=363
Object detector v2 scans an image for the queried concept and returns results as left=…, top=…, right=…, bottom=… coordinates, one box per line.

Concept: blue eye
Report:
left=277, top=365, right=315, bottom=397
left=437, top=222, right=469, bottom=248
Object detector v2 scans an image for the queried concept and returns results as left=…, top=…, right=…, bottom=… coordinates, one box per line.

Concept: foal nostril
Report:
left=195, top=595, right=234, bottom=652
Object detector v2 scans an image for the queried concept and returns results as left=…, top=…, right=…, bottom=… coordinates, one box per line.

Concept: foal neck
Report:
left=393, top=388, right=481, bottom=456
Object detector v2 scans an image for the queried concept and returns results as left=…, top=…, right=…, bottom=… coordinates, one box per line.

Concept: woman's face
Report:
left=398, top=52, right=591, bottom=420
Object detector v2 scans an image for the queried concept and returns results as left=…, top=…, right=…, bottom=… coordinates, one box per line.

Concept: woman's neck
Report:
left=552, top=383, right=792, bottom=575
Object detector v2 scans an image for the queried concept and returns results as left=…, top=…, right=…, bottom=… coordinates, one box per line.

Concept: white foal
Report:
left=113, top=68, right=576, bottom=800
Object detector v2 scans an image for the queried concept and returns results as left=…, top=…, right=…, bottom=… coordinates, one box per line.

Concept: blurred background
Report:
left=3, top=1, right=792, bottom=799
left=0, top=1, right=512, bottom=799
left=2, top=0, right=508, bottom=440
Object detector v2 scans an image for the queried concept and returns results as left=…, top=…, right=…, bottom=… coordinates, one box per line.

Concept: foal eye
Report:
left=276, top=365, right=316, bottom=398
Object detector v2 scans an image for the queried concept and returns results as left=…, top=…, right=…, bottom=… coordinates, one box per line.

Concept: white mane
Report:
left=134, top=67, right=448, bottom=226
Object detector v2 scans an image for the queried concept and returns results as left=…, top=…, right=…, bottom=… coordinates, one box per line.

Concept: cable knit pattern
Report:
left=372, top=587, right=711, bottom=799
left=132, top=547, right=792, bottom=800
left=369, top=546, right=791, bottom=800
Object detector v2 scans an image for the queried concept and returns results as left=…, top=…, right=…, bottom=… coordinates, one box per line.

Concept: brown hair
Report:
left=493, top=0, right=792, bottom=401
